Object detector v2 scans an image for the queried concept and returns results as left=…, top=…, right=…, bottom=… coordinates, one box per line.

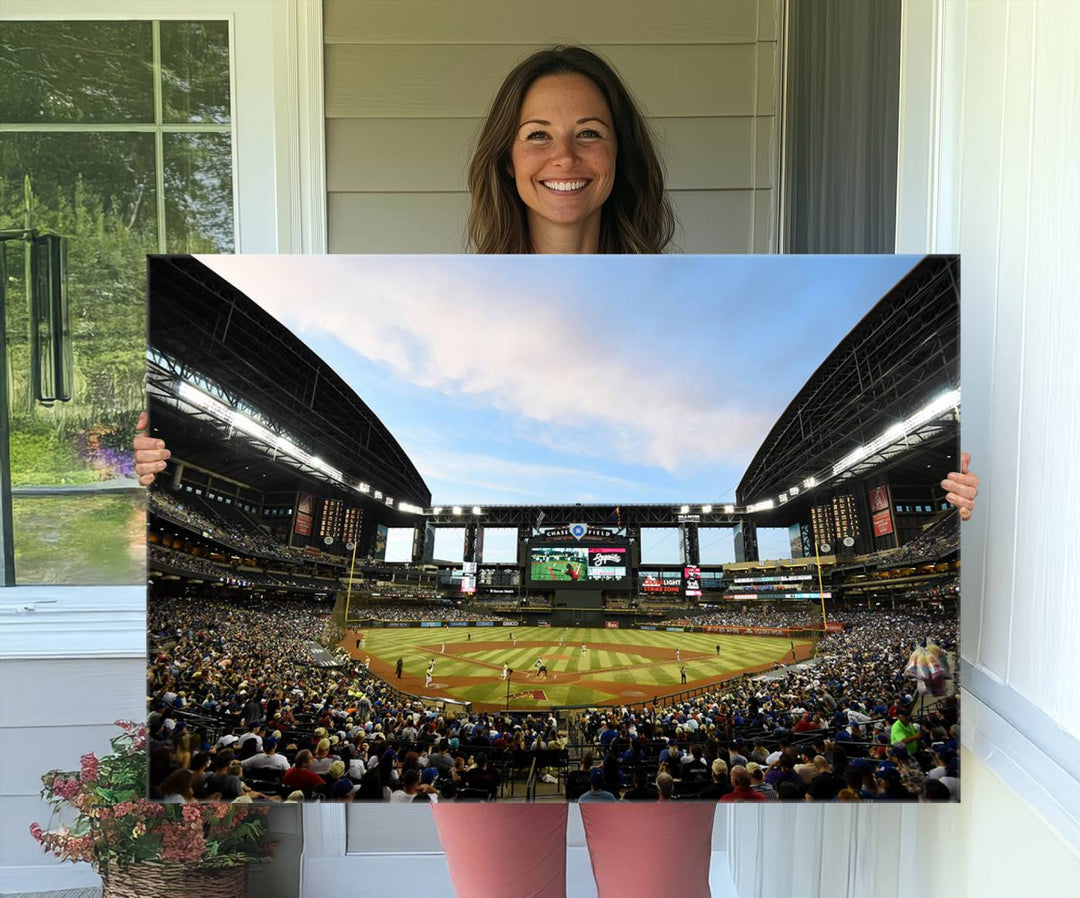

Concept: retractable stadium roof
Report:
left=736, top=255, right=959, bottom=514
left=147, top=255, right=431, bottom=509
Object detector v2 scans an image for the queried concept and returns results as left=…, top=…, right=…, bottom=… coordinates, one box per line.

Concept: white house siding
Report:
left=323, top=0, right=782, bottom=253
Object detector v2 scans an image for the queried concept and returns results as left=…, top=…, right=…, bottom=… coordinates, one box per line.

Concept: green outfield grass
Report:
left=345, top=625, right=811, bottom=710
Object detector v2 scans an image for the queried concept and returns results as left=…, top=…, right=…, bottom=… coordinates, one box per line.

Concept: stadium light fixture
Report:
left=432, top=506, right=443, bottom=515
left=883, top=422, right=907, bottom=443
left=833, top=445, right=867, bottom=475
left=471, top=506, right=483, bottom=515
left=702, top=504, right=713, bottom=513
left=178, top=382, right=350, bottom=488
left=228, top=409, right=274, bottom=443
left=748, top=499, right=775, bottom=512
left=359, top=483, right=371, bottom=493
left=679, top=504, right=690, bottom=514
left=803, top=477, right=818, bottom=489
left=830, top=388, right=961, bottom=477
left=452, top=506, right=462, bottom=515
left=399, top=502, right=423, bottom=514
left=723, top=504, right=735, bottom=513
left=374, top=490, right=383, bottom=500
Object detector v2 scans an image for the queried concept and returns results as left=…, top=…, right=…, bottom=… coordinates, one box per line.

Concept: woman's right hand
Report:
left=134, top=410, right=171, bottom=486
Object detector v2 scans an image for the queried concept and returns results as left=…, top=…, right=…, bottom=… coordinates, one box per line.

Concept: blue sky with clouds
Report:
left=198, top=254, right=920, bottom=562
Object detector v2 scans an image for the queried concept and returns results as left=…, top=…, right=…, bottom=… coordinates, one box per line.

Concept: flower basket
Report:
left=101, top=861, right=247, bottom=898
left=31, top=721, right=274, bottom=887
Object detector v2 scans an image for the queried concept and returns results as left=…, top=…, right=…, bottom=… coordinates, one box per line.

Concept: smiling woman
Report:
left=467, top=46, right=674, bottom=254
left=510, top=73, right=617, bottom=252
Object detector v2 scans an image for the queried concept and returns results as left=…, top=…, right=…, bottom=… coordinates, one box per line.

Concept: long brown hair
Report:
left=467, top=46, right=675, bottom=254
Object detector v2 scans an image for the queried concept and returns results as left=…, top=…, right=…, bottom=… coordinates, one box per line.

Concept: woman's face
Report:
left=509, top=73, right=616, bottom=237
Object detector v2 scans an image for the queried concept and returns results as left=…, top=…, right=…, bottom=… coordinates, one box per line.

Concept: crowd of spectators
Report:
left=864, top=512, right=960, bottom=565
left=890, top=581, right=960, bottom=603
left=149, top=545, right=338, bottom=591
left=565, top=607, right=959, bottom=803
left=657, top=607, right=823, bottom=628
left=147, top=587, right=957, bottom=805
left=149, top=545, right=227, bottom=579
left=147, top=592, right=567, bottom=803
left=150, top=491, right=280, bottom=557
left=365, top=584, right=439, bottom=598
left=358, top=602, right=519, bottom=623
left=150, top=489, right=347, bottom=568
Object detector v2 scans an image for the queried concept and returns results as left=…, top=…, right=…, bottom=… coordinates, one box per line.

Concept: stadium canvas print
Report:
left=146, top=254, right=962, bottom=803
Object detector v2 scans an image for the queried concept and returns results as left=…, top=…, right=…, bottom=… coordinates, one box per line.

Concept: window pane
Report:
left=2, top=132, right=153, bottom=584
left=1, top=19, right=236, bottom=586
left=160, top=20, right=232, bottom=124
left=163, top=132, right=235, bottom=252
left=0, top=132, right=159, bottom=239
left=0, top=21, right=154, bottom=124
left=11, top=493, right=145, bottom=585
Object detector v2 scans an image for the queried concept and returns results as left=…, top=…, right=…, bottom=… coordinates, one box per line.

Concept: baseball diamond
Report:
left=343, top=626, right=814, bottom=710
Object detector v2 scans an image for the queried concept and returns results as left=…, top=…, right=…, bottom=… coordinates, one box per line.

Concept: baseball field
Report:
left=340, top=625, right=814, bottom=710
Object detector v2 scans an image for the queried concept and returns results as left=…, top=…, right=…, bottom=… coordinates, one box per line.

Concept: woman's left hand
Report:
left=942, top=452, right=979, bottom=520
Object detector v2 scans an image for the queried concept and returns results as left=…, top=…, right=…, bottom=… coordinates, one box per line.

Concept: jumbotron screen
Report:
left=528, top=545, right=630, bottom=587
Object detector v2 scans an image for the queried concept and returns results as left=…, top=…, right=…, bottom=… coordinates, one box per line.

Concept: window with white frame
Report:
left=1, top=18, right=235, bottom=585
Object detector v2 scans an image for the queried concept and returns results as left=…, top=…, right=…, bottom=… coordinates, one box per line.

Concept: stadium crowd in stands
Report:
left=149, top=545, right=338, bottom=591
left=863, top=513, right=960, bottom=565
left=150, top=489, right=347, bottom=568
left=658, top=607, right=824, bottom=628
left=360, top=602, right=518, bottom=623
left=147, top=589, right=957, bottom=805
left=568, top=607, right=959, bottom=802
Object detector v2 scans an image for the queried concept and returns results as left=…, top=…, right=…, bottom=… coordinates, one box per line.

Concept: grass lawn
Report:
left=12, top=492, right=145, bottom=584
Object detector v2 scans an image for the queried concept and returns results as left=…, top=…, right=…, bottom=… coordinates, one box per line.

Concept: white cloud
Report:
left=197, top=256, right=778, bottom=472
left=411, top=446, right=645, bottom=503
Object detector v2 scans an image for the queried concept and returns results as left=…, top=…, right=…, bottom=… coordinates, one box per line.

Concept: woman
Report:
left=135, top=43, right=980, bottom=898
left=465, top=45, right=673, bottom=255
left=158, top=767, right=196, bottom=803
left=169, top=730, right=193, bottom=771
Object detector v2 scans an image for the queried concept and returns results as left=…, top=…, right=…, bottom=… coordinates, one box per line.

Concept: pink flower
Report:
left=80, top=754, right=100, bottom=782
left=63, top=834, right=95, bottom=864
left=181, top=804, right=202, bottom=824
left=137, top=799, right=165, bottom=818
left=29, top=822, right=43, bottom=843
left=159, top=822, right=205, bottom=863
left=52, top=778, right=80, bottom=801
left=112, top=801, right=135, bottom=818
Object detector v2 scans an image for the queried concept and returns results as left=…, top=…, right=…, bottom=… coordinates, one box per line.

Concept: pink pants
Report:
left=431, top=802, right=716, bottom=898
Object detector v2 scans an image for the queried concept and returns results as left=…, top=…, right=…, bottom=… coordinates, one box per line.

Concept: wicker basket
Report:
left=101, top=863, right=247, bottom=898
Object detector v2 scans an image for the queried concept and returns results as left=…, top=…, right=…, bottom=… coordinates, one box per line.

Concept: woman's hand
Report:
left=942, top=452, right=979, bottom=520
left=134, top=410, right=171, bottom=486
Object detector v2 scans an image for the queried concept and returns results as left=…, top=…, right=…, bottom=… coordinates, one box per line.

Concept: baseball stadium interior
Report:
left=147, top=254, right=960, bottom=806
